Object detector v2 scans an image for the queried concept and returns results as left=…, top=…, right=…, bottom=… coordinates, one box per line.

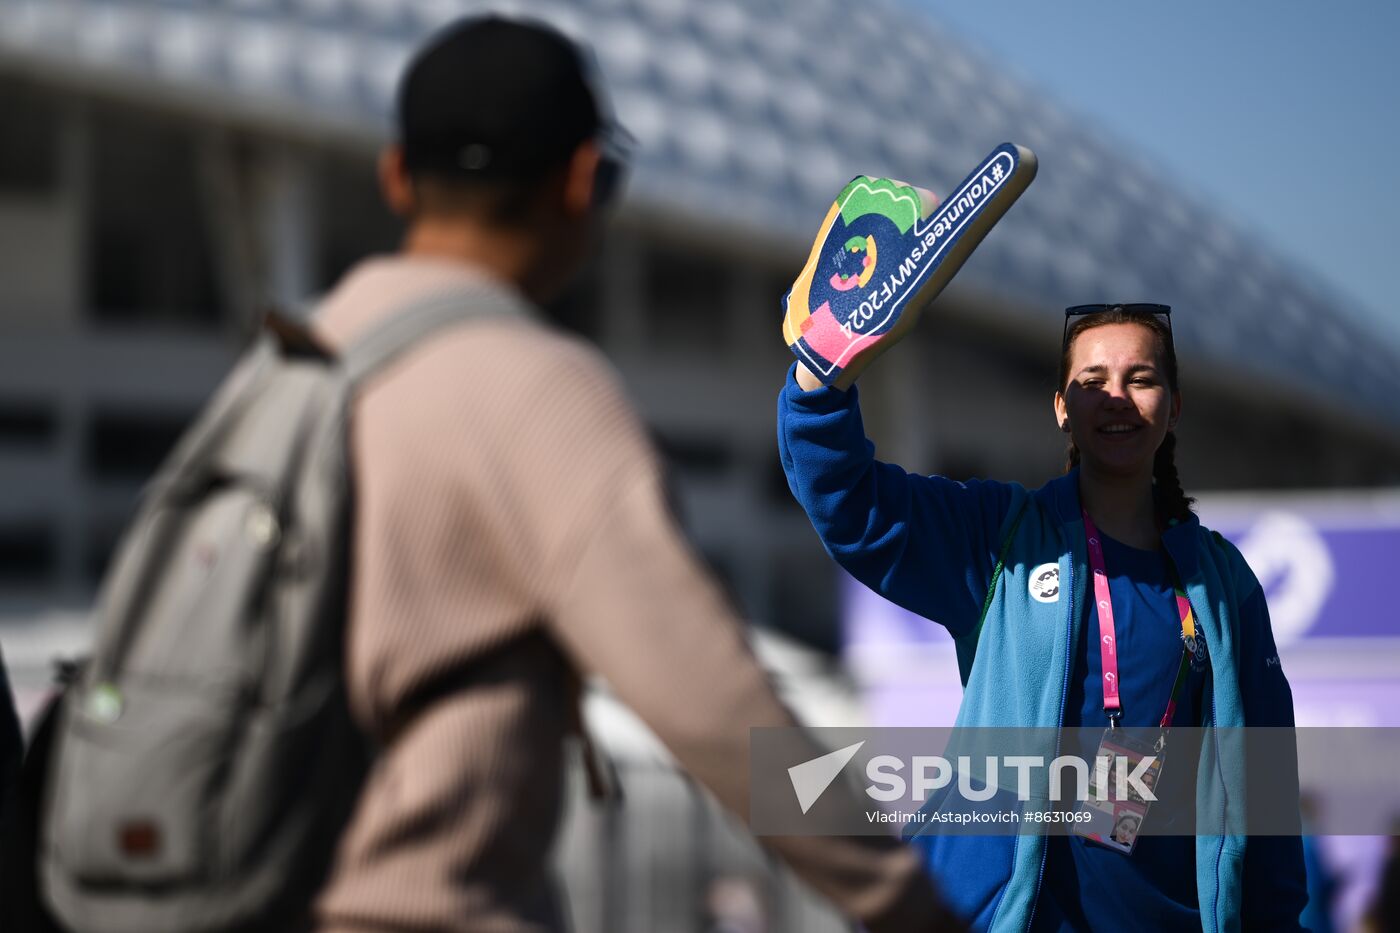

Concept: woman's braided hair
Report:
left=1057, top=309, right=1195, bottom=525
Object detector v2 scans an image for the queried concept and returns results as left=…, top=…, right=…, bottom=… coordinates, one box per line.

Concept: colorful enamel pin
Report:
left=782, top=143, right=1037, bottom=388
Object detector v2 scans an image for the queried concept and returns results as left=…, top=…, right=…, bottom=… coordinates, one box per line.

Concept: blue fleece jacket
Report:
left=776, top=366, right=1308, bottom=933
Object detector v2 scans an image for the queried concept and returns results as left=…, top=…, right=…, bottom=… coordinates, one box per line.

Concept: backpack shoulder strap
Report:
left=339, top=279, right=535, bottom=389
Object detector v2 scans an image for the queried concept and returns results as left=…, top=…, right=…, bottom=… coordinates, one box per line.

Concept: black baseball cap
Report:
left=398, top=15, right=629, bottom=181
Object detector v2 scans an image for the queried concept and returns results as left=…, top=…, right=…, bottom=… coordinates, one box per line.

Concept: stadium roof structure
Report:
left=2, top=0, right=1396, bottom=430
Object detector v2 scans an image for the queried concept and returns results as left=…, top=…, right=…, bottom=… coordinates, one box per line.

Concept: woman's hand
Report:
left=794, top=362, right=826, bottom=392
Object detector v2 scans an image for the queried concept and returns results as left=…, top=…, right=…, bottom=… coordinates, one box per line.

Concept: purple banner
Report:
left=1203, top=499, right=1400, bottom=642
left=843, top=491, right=1400, bottom=729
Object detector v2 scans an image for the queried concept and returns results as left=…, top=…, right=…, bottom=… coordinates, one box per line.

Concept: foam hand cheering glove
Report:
left=783, top=143, right=1037, bottom=389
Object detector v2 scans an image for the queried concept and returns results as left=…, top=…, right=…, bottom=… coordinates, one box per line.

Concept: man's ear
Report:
left=378, top=146, right=417, bottom=217
left=1053, top=392, right=1071, bottom=433
left=561, top=139, right=602, bottom=218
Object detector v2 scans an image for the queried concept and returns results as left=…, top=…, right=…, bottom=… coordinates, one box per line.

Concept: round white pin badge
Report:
left=1029, top=563, right=1060, bottom=603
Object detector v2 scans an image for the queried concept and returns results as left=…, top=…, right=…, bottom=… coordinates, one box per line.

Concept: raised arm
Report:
left=778, top=362, right=1016, bottom=637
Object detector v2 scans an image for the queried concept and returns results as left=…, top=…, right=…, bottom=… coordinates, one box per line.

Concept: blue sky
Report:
left=904, top=0, right=1400, bottom=350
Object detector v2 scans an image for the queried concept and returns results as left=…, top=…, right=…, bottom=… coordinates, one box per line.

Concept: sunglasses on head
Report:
left=1062, top=303, right=1173, bottom=351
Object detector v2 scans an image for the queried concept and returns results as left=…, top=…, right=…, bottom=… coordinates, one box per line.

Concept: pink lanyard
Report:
left=1082, top=509, right=1197, bottom=729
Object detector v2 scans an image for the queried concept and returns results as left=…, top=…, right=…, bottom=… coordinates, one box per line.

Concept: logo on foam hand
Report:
left=781, top=144, right=1037, bottom=389
left=782, top=176, right=935, bottom=378
left=830, top=235, right=878, bottom=292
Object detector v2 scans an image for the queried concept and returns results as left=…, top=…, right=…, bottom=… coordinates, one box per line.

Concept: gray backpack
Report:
left=39, top=283, right=525, bottom=933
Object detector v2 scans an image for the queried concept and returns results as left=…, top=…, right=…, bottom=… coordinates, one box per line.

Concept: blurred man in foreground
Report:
left=308, top=15, right=957, bottom=933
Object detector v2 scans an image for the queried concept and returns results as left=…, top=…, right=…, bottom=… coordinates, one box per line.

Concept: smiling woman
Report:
left=776, top=302, right=1308, bottom=931
left=1054, top=306, right=1189, bottom=550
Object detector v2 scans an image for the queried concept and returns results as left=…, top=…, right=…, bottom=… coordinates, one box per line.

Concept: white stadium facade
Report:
left=2, top=0, right=1399, bottom=645
left=4, top=1, right=1400, bottom=929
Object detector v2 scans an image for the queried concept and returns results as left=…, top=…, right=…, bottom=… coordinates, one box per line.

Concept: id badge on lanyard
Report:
left=1070, top=510, right=1195, bottom=855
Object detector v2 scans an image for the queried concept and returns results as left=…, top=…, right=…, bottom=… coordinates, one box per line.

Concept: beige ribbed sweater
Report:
left=308, top=256, right=943, bottom=933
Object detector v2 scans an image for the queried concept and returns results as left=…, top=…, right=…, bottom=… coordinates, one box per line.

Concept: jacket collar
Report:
left=1035, top=467, right=1202, bottom=578
left=1036, top=469, right=1082, bottom=526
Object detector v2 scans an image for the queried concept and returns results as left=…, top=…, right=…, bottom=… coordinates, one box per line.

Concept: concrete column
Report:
left=53, top=102, right=92, bottom=596
left=729, top=263, right=780, bottom=624
left=254, top=147, right=318, bottom=314
left=197, top=132, right=262, bottom=332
